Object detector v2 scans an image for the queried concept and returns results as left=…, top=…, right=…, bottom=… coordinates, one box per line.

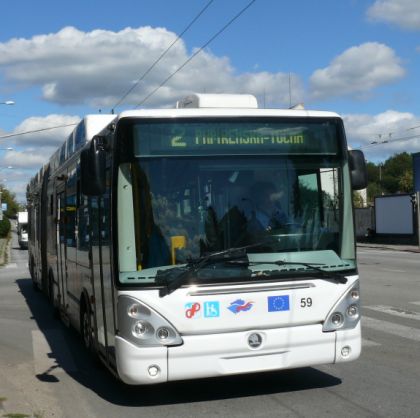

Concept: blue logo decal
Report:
left=227, top=299, right=254, bottom=314
left=204, top=301, right=220, bottom=318
left=268, top=295, right=290, bottom=312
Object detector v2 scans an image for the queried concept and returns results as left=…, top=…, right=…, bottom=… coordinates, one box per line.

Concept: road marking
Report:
left=380, top=268, right=406, bottom=273
left=4, top=263, right=17, bottom=269
left=364, top=305, right=420, bottom=321
left=32, top=329, right=77, bottom=378
left=362, top=316, right=420, bottom=343
left=410, top=301, right=420, bottom=306
left=362, top=338, right=381, bottom=347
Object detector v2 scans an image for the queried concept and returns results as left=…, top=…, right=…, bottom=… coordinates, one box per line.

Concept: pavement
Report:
left=357, top=241, right=420, bottom=253
left=0, top=236, right=11, bottom=266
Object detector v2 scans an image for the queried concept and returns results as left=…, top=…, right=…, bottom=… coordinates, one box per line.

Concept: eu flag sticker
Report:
left=268, top=295, right=290, bottom=312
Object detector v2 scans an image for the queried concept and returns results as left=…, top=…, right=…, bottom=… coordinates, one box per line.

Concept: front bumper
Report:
left=115, top=322, right=361, bottom=385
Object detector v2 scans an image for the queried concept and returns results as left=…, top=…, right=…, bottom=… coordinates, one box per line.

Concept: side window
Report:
left=59, top=144, right=66, bottom=165
left=90, top=197, right=100, bottom=246
left=66, top=134, right=74, bottom=158
left=49, top=193, right=54, bottom=216
left=100, top=169, right=111, bottom=245
left=77, top=179, right=90, bottom=251
left=65, top=169, right=77, bottom=247
left=58, top=193, right=65, bottom=244
left=74, top=122, right=86, bottom=151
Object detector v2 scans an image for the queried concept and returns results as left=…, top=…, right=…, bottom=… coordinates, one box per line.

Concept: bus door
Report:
left=90, top=196, right=106, bottom=356
left=56, top=190, right=68, bottom=312
left=65, top=168, right=78, bottom=314
left=90, top=170, right=116, bottom=364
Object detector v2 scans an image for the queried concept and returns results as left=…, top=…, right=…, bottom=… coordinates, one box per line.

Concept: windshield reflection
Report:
left=131, top=156, right=343, bottom=274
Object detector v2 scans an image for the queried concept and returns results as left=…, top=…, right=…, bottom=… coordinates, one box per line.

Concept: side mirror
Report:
left=80, top=136, right=106, bottom=195
left=348, top=149, right=368, bottom=190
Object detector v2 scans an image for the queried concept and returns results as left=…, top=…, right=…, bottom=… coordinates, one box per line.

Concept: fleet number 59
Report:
left=300, top=297, right=313, bottom=308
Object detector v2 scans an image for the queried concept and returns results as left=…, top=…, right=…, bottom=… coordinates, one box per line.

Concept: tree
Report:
left=0, top=184, right=19, bottom=218
left=367, top=182, right=383, bottom=202
left=382, top=152, right=413, bottom=193
left=353, top=191, right=364, bottom=208
left=398, top=170, right=413, bottom=193
left=365, top=153, right=414, bottom=201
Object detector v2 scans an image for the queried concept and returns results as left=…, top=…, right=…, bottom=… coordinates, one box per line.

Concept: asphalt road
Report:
left=1, top=231, right=420, bottom=418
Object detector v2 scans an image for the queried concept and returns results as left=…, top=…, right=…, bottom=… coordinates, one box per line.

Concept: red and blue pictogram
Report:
left=227, top=299, right=254, bottom=314
left=185, top=302, right=201, bottom=318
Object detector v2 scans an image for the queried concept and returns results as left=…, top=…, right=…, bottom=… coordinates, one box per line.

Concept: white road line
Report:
left=4, top=263, right=17, bottom=269
left=362, top=338, right=381, bottom=347
left=32, top=329, right=77, bottom=377
left=362, top=316, right=420, bottom=343
left=380, top=268, right=406, bottom=273
left=410, top=301, right=420, bottom=306
left=364, top=305, right=420, bottom=321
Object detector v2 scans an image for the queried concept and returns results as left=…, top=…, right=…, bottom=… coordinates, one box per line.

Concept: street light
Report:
left=0, top=100, right=15, bottom=105
left=0, top=166, right=13, bottom=171
left=0, top=148, right=13, bottom=151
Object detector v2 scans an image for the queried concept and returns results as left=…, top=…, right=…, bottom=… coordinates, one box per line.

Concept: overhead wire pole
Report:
left=111, top=0, right=214, bottom=113
left=136, top=0, right=257, bottom=108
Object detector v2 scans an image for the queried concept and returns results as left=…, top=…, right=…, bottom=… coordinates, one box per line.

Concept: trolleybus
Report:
left=27, top=94, right=367, bottom=384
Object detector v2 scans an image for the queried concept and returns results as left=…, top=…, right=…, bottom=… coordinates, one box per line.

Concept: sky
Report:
left=1, top=0, right=420, bottom=202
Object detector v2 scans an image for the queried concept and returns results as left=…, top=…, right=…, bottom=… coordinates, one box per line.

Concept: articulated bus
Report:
left=27, top=94, right=367, bottom=384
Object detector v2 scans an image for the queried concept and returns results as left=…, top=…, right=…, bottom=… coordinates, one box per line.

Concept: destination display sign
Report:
left=133, top=120, right=340, bottom=157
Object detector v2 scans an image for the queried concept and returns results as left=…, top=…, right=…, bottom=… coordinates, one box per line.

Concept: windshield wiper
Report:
left=228, top=259, right=348, bottom=284
left=156, top=242, right=267, bottom=297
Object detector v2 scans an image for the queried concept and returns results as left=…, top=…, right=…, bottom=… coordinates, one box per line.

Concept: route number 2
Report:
left=300, top=297, right=313, bottom=308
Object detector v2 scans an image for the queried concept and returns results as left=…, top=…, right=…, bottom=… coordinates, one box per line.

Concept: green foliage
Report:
left=0, top=185, right=19, bottom=219
left=353, top=191, right=364, bottom=208
left=0, top=216, right=11, bottom=238
left=382, top=152, right=413, bottom=193
left=365, top=152, right=414, bottom=203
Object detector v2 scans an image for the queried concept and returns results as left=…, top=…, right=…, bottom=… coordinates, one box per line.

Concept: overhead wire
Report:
left=135, top=0, right=257, bottom=108
left=0, top=123, right=78, bottom=140
left=359, top=133, right=420, bottom=150
left=3, top=1, right=256, bottom=141
left=111, top=0, right=214, bottom=112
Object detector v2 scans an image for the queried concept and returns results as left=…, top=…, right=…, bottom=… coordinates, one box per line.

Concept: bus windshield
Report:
left=118, top=118, right=356, bottom=286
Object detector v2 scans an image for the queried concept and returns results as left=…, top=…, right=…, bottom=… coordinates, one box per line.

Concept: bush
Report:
left=0, top=216, right=11, bottom=238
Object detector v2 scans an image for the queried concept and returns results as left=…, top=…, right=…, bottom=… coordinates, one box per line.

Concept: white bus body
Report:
left=27, top=94, right=366, bottom=384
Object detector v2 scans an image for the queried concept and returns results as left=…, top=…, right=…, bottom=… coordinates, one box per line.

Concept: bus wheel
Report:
left=81, top=301, right=94, bottom=352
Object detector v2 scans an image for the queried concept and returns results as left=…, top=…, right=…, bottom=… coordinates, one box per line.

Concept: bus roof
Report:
left=114, top=94, right=340, bottom=120
left=116, top=107, right=341, bottom=121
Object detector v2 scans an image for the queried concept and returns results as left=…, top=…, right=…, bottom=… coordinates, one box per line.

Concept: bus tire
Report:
left=80, top=298, right=94, bottom=353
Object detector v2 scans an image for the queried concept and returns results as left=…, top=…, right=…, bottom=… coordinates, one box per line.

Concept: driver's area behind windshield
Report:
left=131, top=155, right=342, bottom=274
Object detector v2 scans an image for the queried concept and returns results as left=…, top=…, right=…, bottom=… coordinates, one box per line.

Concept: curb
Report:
left=357, top=243, right=420, bottom=253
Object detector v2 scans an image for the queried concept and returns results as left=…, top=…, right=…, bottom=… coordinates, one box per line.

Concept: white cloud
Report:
left=0, top=26, right=303, bottom=109
left=367, top=0, right=420, bottom=30
left=309, top=43, right=405, bottom=101
left=9, top=114, right=80, bottom=148
left=343, top=110, right=420, bottom=161
left=0, top=114, right=80, bottom=202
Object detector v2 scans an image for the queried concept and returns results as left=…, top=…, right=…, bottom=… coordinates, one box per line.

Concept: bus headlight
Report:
left=118, top=296, right=183, bottom=347
left=323, top=280, right=361, bottom=332
left=132, top=320, right=153, bottom=338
